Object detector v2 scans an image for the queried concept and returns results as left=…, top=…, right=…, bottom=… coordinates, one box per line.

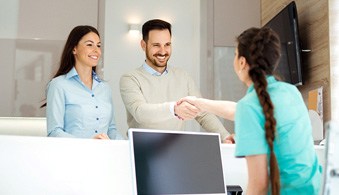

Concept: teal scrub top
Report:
left=235, top=76, right=322, bottom=195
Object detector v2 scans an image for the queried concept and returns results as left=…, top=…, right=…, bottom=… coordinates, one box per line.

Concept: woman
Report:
left=42, top=25, right=121, bottom=140
left=179, top=27, right=321, bottom=194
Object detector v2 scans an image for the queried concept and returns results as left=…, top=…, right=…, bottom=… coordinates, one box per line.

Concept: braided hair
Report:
left=237, top=27, right=281, bottom=195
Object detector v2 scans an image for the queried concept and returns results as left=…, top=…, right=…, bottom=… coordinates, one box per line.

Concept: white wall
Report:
left=0, top=1, right=19, bottom=38
left=101, top=0, right=201, bottom=136
left=329, top=0, right=339, bottom=123
left=213, top=0, right=261, bottom=46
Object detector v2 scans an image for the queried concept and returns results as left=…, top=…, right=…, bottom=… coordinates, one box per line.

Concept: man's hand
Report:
left=177, top=96, right=199, bottom=109
left=174, top=101, right=200, bottom=120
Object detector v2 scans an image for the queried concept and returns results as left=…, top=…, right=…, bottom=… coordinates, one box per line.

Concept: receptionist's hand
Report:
left=223, top=134, right=235, bottom=144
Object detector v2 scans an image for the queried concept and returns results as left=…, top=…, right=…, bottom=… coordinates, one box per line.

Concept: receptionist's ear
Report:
left=239, top=56, right=247, bottom=70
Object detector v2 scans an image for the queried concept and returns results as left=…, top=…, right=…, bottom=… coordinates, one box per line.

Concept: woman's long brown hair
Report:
left=40, top=25, right=99, bottom=108
left=237, top=27, right=281, bottom=195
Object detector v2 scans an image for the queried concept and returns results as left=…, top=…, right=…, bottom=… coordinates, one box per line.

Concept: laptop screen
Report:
left=129, top=129, right=226, bottom=195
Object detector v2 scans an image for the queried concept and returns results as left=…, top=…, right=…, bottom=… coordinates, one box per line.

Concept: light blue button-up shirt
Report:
left=46, top=67, right=121, bottom=139
left=142, top=62, right=168, bottom=76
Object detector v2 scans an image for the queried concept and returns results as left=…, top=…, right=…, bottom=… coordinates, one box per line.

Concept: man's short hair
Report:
left=142, top=19, right=172, bottom=41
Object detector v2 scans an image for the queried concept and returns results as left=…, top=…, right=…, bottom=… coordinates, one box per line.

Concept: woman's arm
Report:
left=245, top=154, right=269, bottom=195
left=46, top=81, right=74, bottom=137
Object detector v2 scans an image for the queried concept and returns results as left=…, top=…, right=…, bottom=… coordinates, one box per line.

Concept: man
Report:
left=120, top=19, right=231, bottom=142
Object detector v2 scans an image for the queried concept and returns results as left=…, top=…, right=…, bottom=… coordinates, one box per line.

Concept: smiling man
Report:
left=119, top=19, right=230, bottom=141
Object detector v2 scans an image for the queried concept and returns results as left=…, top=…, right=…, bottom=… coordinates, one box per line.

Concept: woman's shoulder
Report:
left=51, top=74, right=67, bottom=83
left=238, top=95, right=261, bottom=109
left=47, top=75, right=68, bottom=89
left=273, top=80, right=301, bottom=96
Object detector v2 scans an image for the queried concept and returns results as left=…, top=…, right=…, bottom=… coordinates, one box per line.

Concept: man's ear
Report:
left=140, top=40, right=146, bottom=51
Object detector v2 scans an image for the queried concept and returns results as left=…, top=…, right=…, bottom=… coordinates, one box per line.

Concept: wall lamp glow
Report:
left=128, top=24, right=141, bottom=35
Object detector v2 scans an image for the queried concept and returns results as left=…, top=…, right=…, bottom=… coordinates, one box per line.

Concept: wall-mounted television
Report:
left=264, top=1, right=303, bottom=86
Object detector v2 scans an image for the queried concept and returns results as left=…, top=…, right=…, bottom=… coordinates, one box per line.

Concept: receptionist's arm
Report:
left=245, top=154, right=269, bottom=195
left=178, top=96, right=236, bottom=121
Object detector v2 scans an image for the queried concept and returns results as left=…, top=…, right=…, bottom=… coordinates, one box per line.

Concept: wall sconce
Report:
left=128, top=24, right=141, bottom=34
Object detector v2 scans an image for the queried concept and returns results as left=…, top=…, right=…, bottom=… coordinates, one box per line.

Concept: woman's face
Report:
left=233, top=48, right=241, bottom=79
left=73, top=32, right=101, bottom=68
left=233, top=47, right=252, bottom=86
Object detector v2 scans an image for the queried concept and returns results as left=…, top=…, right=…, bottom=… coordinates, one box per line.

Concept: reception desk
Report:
left=0, top=135, right=324, bottom=195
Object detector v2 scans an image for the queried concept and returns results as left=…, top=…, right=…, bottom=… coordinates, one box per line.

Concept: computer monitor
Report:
left=128, top=129, right=226, bottom=195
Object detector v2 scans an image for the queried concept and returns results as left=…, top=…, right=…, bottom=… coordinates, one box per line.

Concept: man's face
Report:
left=141, top=29, right=172, bottom=72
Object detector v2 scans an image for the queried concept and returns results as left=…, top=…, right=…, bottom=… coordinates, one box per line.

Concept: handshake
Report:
left=174, top=96, right=203, bottom=121
left=174, top=96, right=236, bottom=144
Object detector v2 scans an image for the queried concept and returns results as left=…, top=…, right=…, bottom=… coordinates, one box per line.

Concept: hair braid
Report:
left=248, top=27, right=281, bottom=195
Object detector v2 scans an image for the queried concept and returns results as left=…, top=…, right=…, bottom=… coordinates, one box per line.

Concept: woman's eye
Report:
left=97, top=45, right=101, bottom=48
left=87, top=44, right=93, bottom=47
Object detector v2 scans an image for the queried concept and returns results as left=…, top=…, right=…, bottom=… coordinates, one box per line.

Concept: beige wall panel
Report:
left=214, top=0, right=260, bottom=46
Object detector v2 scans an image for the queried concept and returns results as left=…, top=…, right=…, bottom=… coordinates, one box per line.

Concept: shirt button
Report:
left=95, top=130, right=98, bottom=133
left=96, top=106, right=98, bottom=108
left=92, top=94, right=94, bottom=97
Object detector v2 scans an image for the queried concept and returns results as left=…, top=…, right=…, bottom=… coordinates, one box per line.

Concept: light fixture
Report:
left=128, top=23, right=140, bottom=34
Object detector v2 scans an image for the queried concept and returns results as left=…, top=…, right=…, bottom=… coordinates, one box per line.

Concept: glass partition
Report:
left=0, top=38, right=63, bottom=117
left=214, top=46, right=247, bottom=132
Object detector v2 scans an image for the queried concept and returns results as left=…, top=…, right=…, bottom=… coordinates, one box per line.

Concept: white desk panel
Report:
left=0, top=136, right=133, bottom=195
left=0, top=135, right=324, bottom=195
left=221, top=144, right=247, bottom=189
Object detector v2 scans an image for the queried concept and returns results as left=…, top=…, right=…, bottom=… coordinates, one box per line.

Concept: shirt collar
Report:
left=247, top=75, right=276, bottom=94
left=142, top=61, right=168, bottom=76
left=65, top=67, right=102, bottom=82
left=65, top=67, right=78, bottom=79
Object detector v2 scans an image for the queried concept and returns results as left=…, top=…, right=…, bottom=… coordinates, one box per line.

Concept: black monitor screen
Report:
left=130, top=130, right=226, bottom=194
left=264, top=1, right=303, bottom=86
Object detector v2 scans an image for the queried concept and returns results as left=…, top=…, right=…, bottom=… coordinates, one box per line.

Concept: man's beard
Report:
left=146, top=52, right=169, bottom=67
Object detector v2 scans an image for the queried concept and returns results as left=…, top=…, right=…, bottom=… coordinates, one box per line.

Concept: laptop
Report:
left=128, top=128, right=227, bottom=195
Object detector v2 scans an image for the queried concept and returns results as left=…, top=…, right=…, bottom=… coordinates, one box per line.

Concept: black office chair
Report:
left=227, top=185, right=243, bottom=195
